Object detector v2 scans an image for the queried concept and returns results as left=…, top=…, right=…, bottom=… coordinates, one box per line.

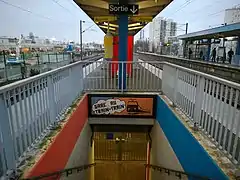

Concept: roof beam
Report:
left=138, top=0, right=171, bottom=9
left=74, top=0, right=108, bottom=9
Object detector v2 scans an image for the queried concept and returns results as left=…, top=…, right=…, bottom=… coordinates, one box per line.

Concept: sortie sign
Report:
left=109, top=4, right=139, bottom=15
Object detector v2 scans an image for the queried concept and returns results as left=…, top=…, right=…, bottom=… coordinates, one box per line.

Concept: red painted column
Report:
left=111, top=35, right=133, bottom=77
left=127, top=35, right=133, bottom=77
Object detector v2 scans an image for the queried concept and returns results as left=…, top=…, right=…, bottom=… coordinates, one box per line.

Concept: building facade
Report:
left=149, top=17, right=177, bottom=52
left=224, top=7, right=240, bottom=25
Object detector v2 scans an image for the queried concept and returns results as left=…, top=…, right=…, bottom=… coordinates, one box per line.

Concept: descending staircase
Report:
left=22, top=163, right=212, bottom=180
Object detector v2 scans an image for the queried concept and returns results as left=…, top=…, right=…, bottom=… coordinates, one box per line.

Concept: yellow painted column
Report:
left=104, top=32, right=113, bottom=60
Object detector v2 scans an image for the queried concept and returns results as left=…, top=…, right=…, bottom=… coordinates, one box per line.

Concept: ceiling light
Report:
left=128, top=26, right=144, bottom=31
left=103, top=22, right=118, bottom=28
left=128, top=23, right=141, bottom=27
left=99, top=25, right=116, bottom=31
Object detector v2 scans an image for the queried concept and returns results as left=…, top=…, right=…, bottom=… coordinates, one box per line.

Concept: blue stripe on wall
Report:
left=156, top=96, right=228, bottom=180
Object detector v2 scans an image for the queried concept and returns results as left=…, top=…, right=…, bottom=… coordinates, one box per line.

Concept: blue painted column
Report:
left=236, top=36, right=240, bottom=55
left=118, top=15, right=128, bottom=90
left=207, top=39, right=211, bottom=61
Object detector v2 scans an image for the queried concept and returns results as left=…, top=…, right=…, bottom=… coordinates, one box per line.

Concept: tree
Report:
left=134, top=39, right=149, bottom=52
left=29, top=32, right=36, bottom=43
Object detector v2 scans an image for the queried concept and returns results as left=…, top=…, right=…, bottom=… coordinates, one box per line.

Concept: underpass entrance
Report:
left=93, top=132, right=149, bottom=180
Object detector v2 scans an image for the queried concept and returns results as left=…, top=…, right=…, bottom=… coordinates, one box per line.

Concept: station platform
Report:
left=136, top=52, right=240, bottom=83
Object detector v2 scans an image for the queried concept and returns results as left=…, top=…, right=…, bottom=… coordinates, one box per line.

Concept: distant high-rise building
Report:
left=140, top=29, right=145, bottom=40
left=224, top=7, right=240, bottom=25
left=149, top=17, right=177, bottom=52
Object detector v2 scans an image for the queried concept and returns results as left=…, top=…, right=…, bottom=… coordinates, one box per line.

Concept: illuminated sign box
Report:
left=88, top=94, right=156, bottom=118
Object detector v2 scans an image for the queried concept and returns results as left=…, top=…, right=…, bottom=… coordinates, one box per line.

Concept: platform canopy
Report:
left=74, top=0, right=173, bottom=35
left=178, top=22, right=240, bottom=41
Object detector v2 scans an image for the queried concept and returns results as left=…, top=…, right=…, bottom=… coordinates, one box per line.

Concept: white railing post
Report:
left=121, top=62, right=124, bottom=93
left=193, top=75, right=205, bottom=126
left=79, top=64, right=84, bottom=93
left=47, top=75, right=57, bottom=123
left=68, top=66, right=75, bottom=103
left=173, top=68, right=179, bottom=106
left=162, top=64, right=175, bottom=102
left=162, top=64, right=168, bottom=95
left=0, top=93, right=16, bottom=173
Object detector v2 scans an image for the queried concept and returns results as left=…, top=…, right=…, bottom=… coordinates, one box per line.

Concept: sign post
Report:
left=109, top=4, right=139, bottom=15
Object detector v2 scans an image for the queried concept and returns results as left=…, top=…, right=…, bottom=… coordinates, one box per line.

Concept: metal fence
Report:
left=137, top=52, right=240, bottom=84
left=0, top=58, right=239, bottom=177
left=0, top=53, right=71, bottom=84
left=83, top=60, right=162, bottom=92
left=0, top=58, right=101, bottom=177
left=162, top=62, right=240, bottom=164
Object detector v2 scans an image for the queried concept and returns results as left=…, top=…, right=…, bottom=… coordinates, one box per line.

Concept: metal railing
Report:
left=0, top=58, right=101, bottom=178
left=146, top=164, right=210, bottom=179
left=162, top=62, right=240, bottom=164
left=83, top=60, right=162, bottom=92
left=0, top=52, right=102, bottom=85
left=0, top=53, right=71, bottom=83
left=0, top=57, right=239, bottom=177
left=137, top=52, right=240, bottom=84
left=23, top=163, right=95, bottom=180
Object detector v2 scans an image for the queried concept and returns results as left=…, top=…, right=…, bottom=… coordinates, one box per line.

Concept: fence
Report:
left=0, top=53, right=71, bottom=84
left=0, top=58, right=239, bottom=177
left=0, top=57, right=102, bottom=178
left=137, top=52, right=240, bottom=84
left=162, top=62, right=240, bottom=164
left=83, top=60, right=162, bottom=92
left=0, top=52, right=102, bottom=86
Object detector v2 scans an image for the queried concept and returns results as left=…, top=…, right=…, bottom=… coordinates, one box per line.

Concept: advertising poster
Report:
left=90, top=96, right=154, bottom=117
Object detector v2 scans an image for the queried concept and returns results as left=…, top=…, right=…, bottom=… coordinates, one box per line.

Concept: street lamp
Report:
left=80, top=20, right=85, bottom=60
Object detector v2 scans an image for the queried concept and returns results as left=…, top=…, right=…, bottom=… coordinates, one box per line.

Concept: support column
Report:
left=127, top=35, right=134, bottom=77
left=118, top=15, right=128, bottom=90
left=236, top=36, right=240, bottom=55
left=207, top=39, right=211, bottom=61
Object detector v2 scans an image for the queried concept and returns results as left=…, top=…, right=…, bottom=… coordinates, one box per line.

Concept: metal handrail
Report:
left=145, top=164, right=210, bottom=180
left=137, top=52, right=240, bottom=71
left=0, top=55, right=103, bottom=93
left=23, top=163, right=96, bottom=180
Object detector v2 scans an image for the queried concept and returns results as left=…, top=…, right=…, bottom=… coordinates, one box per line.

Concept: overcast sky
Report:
left=0, top=0, right=239, bottom=43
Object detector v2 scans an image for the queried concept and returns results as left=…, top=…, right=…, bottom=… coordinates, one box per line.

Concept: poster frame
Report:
left=88, top=94, right=156, bottom=118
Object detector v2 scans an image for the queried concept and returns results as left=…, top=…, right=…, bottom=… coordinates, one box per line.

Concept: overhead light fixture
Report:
left=128, top=26, right=144, bottom=31
left=103, top=22, right=118, bottom=28
left=128, top=23, right=141, bottom=27
left=99, top=25, right=116, bottom=31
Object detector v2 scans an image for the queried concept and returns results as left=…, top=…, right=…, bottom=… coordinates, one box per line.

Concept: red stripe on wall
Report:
left=26, top=95, right=88, bottom=178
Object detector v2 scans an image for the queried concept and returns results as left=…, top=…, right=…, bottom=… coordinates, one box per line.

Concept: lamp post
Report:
left=80, top=20, right=85, bottom=60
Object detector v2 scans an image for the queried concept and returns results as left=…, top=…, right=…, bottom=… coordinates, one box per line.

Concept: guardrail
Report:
left=162, top=61, right=240, bottom=165
left=0, top=53, right=103, bottom=86
left=23, top=163, right=96, bottom=180
left=145, top=164, right=210, bottom=179
left=0, top=57, right=102, bottom=178
left=83, top=60, right=162, bottom=92
left=0, top=58, right=239, bottom=178
left=137, top=52, right=240, bottom=84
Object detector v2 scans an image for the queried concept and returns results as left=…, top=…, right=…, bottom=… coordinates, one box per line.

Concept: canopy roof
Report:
left=74, top=0, right=173, bottom=35
left=178, top=22, right=240, bottom=41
